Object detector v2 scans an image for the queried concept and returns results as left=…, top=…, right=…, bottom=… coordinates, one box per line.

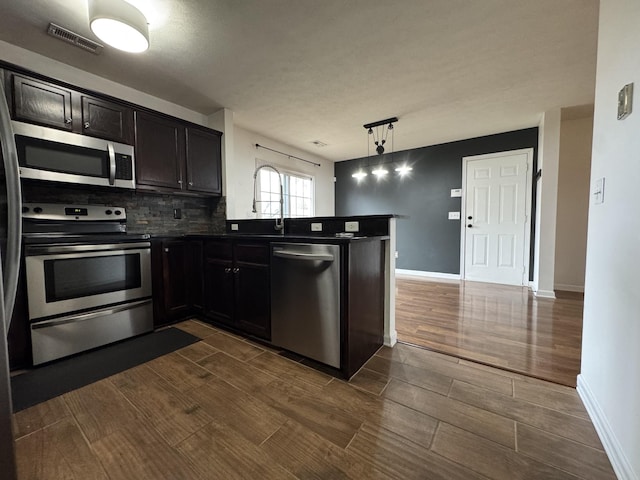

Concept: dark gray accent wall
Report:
left=334, top=128, right=538, bottom=274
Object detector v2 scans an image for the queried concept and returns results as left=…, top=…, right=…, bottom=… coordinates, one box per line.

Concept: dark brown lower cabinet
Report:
left=152, top=239, right=203, bottom=327
left=204, top=240, right=271, bottom=340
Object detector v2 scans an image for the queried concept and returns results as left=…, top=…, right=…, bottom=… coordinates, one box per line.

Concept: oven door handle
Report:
left=26, top=242, right=151, bottom=255
left=31, top=299, right=152, bottom=330
left=107, top=142, right=116, bottom=186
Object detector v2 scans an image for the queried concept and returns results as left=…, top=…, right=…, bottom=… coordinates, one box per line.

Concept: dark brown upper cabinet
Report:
left=9, top=73, right=133, bottom=144
left=135, top=110, right=222, bottom=196
left=81, top=96, right=133, bottom=144
left=185, top=126, right=222, bottom=195
left=11, top=74, right=73, bottom=131
left=135, top=111, right=185, bottom=190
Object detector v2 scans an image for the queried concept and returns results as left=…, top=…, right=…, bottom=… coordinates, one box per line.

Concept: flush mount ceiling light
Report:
left=88, top=0, right=149, bottom=53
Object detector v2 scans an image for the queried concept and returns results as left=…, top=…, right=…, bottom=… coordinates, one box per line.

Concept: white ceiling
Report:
left=0, top=0, right=599, bottom=161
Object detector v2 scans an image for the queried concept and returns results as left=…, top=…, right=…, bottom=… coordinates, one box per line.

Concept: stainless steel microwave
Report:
left=12, top=120, right=136, bottom=189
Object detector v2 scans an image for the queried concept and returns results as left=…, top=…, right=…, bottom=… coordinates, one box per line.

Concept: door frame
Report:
left=459, top=148, right=534, bottom=286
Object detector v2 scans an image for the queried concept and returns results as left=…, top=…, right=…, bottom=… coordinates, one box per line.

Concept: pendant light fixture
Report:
left=88, top=0, right=149, bottom=53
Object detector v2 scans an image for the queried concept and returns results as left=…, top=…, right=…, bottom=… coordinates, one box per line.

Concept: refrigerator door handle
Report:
left=0, top=81, right=22, bottom=326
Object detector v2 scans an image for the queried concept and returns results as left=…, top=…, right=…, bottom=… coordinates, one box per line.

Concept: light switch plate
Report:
left=231, top=223, right=239, bottom=231
left=448, top=211, right=461, bottom=220
left=311, top=222, right=323, bottom=231
left=345, top=221, right=359, bottom=232
left=450, top=188, right=462, bottom=197
left=594, top=178, right=605, bottom=205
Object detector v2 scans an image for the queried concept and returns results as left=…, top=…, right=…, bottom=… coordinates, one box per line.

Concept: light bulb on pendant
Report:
left=352, top=169, right=368, bottom=181
left=394, top=164, right=413, bottom=176
left=372, top=166, right=389, bottom=178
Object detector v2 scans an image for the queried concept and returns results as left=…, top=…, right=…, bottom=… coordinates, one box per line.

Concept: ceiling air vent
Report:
left=47, top=23, right=103, bottom=55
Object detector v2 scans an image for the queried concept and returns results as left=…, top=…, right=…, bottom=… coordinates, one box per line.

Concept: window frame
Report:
left=254, top=160, right=315, bottom=219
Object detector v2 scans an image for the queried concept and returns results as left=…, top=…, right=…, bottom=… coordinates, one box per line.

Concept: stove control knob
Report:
left=114, top=210, right=122, bottom=216
left=33, top=207, right=43, bottom=214
left=22, top=206, right=30, bottom=213
left=105, top=209, right=113, bottom=215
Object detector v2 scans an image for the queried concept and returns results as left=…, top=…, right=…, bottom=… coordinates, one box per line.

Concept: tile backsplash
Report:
left=21, top=183, right=226, bottom=235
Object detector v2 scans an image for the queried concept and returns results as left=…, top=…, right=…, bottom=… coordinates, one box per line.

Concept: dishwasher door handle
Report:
left=273, top=250, right=335, bottom=262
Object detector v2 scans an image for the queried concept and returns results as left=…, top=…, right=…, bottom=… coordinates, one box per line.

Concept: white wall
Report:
left=533, top=109, right=561, bottom=298
left=227, top=126, right=334, bottom=220
left=577, top=1, right=640, bottom=479
left=554, top=115, right=593, bottom=292
left=0, top=40, right=207, bottom=125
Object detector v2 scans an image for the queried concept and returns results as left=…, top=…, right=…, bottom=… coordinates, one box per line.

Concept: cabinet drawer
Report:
left=205, top=240, right=233, bottom=260
left=235, top=243, right=270, bottom=265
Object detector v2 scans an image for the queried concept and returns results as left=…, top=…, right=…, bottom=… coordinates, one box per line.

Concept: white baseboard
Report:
left=554, top=283, right=585, bottom=293
left=384, top=329, right=397, bottom=347
left=395, top=269, right=460, bottom=281
left=577, top=375, right=638, bottom=480
left=533, top=289, right=556, bottom=299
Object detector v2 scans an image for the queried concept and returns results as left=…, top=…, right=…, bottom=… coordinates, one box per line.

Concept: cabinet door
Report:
left=161, top=241, right=191, bottom=319
left=12, top=74, right=73, bottom=131
left=135, top=111, right=185, bottom=190
left=81, top=95, right=133, bottom=144
left=188, top=240, right=204, bottom=312
left=204, top=258, right=235, bottom=326
left=234, top=243, right=270, bottom=339
left=235, top=263, right=270, bottom=339
left=185, top=127, right=222, bottom=195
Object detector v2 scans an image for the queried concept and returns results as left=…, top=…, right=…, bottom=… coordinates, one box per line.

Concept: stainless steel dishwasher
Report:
left=271, top=243, right=341, bottom=368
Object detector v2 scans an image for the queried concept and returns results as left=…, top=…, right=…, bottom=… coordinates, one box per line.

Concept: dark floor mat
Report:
left=11, top=327, right=199, bottom=412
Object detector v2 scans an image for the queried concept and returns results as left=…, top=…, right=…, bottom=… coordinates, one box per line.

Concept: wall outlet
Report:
left=450, top=188, right=462, bottom=197
left=448, top=211, right=461, bottom=220
left=311, top=222, right=323, bottom=232
left=173, top=208, right=182, bottom=219
left=395, top=251, right=399, bottom=259
left=345, top=221, right=359, bottom=232
left=230, top=223, right=239, bottom=231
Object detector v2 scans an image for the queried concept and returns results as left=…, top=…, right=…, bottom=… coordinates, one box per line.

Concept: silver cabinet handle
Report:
left=164, top=248, right=169, bottom=253
left=84, top=122, right=90, bottom=129
left=65, top=117, right=72, bottom=124
left=178, top=180, right=183, bottom=185
left=188, top=181, right=194, bottom=186
left=233, top=267, right=240, bottom=273
left=224, top=267, right=231, bottom=273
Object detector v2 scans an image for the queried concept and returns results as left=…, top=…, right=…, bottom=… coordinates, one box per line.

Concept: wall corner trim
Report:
left=384, top=330, right=397, bottom=347
left=577, top=375, right=639, bottom=480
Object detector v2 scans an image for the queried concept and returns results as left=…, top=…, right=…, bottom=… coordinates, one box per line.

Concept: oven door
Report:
left=24, top=242, right=151, bottom=321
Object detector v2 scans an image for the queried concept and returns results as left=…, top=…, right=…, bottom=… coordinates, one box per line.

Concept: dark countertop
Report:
left=183, top=233, right=389, bottom=243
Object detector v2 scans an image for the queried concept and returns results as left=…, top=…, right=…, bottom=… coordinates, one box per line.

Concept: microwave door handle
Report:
left=107, top=143, right=116, bottom=185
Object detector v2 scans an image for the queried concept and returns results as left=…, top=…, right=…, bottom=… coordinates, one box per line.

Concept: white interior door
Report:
left=462, top=150, right=532, bottom=286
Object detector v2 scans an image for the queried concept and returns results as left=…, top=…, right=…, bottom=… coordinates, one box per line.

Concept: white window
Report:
left=256, top=165, right=314, bottom=218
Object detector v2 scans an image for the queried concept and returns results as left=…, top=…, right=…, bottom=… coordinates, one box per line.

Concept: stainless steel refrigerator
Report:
left=0, top=79, right=22, bottom=479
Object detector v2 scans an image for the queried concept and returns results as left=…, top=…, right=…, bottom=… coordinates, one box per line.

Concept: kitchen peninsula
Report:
left=152, top=214, right=399, bottom=379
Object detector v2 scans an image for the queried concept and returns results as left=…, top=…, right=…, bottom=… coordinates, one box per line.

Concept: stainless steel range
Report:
left=22, top=203, right=153, bottom=365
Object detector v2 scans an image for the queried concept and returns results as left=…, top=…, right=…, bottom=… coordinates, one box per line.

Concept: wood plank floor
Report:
left=12, top=320, right=615, bottom=480
left=395, top=277, right=584, bottom=386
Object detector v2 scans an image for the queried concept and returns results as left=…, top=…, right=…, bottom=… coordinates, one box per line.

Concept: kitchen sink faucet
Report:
left=252, top=164, right=284, bottom=232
